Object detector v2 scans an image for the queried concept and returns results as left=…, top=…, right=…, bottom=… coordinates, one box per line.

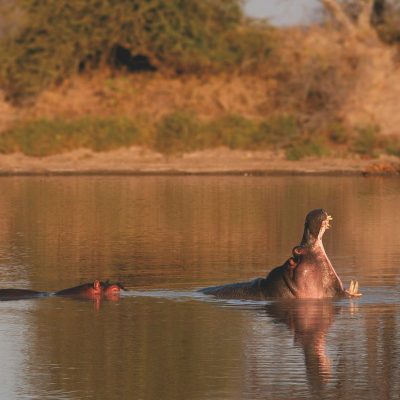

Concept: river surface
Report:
left=0, top=176, right=399, bottom=400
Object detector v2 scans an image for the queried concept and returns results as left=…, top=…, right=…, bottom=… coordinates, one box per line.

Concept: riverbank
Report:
left=0, top=147, right=399, bottom=176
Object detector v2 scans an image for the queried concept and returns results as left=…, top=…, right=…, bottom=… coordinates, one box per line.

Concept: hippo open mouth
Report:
left=325, top=215, right=333, bottom=229
left=315, top=213, right=333, bottom=241
left=200, top=209, right=361, bottom=300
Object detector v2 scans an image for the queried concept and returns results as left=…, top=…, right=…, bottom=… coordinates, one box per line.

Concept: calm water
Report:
left=0, top=176, right=399, bottom=400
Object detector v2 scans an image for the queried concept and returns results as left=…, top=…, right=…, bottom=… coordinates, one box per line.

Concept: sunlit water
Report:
left=0, top=176, right=399, bottom=400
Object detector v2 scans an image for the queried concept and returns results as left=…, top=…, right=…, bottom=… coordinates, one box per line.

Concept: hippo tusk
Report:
left=347, top=280, right=362, bottom=297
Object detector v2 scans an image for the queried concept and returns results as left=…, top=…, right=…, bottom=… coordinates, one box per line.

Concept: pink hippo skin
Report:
left=200, top=209, right=361, bottom=300
left=55, top=280, right=126, bottom=299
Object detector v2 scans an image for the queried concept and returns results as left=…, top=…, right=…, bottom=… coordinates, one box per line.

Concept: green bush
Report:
left=206, top=115, right=260, bottom=149
left=352, top=125, right=380, bottom=158
left=0, top=117, right=141, bottom=156
left=2, top=112, right=388, bottom=159
left=153, top=111, right=204, bottom=154
left=384, top=136, right=400, bottom=157
left=258, top=115, right=301, bottom=146
left=286, top=137, right=330, bottom=160
left=0, top=0, right=275, bottom=102
left=327, top=122, right=350, bottom=144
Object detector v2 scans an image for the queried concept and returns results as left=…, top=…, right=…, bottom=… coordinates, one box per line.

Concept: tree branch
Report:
left=357, top=0, right=374, bottom=30
left=321, top=0, right=357, bottom=35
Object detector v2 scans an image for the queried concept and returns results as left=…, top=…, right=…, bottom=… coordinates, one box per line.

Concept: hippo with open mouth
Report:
left=0, top=280, right=126, bottom=301
left=200, top=209, right=361, bottom=300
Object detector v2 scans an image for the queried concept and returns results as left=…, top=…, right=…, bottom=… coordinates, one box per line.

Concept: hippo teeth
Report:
left=326, top=215, right=332, bottom=229
left=348, top=280, right=361, bottom=296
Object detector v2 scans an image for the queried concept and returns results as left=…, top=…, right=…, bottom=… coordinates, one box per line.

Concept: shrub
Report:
left=327, top=122, right=350, bottom=144
left=207, top=115, right=260, bottom=149
left=384, top=136, right=400, bottom=157
left=258, top=114, right=301, bottom=147
left=352, top=125, right=380, bottom=158
left=0, top=117, right=141, bottom=156
left=153, top=111, right=204, bottom=154
left=0, top=0, right=275, bottom=102
left=286, top=137, right=330, bottom=160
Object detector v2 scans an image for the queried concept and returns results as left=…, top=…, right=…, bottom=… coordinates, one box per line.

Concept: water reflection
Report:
left=0, top=176, right=399, bottom=400
left=265, top=300, right=338, bottom=391
left=0, top=176, right=400, bottom=290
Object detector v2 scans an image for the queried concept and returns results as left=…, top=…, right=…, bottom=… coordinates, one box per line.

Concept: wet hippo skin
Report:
left=0, top=280, right=126, bottom=301
left=200, top=209, right=361, bottom=300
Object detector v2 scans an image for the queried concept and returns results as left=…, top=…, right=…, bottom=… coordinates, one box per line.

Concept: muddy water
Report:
left=0, top=176, right=399, bottom=400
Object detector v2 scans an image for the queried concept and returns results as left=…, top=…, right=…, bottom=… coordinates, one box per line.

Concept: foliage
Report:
left=0, top=0, right=275, bottom=102
left=258, top=115, right=301, bottom=146
left=327, top=122, right=350, bottom=144
left=351, top=124, right=380, bottom=158
left=285, top=137, right=330, bottom=161
left=0, top=117, right=141, bottom=156
left=0, top=113, right=390, bottom=160
left=154, top=113, right=302, bottom=153
left=207, top=114, right=260, bottom=149
left=153, top=111, right=204, bottom=154
left=383, top=136, right=400, bottom=157
left=0, top=113, right=304, bottom=156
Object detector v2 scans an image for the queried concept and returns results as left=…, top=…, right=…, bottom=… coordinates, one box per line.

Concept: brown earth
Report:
left=0, top=147, right=399, bottom=176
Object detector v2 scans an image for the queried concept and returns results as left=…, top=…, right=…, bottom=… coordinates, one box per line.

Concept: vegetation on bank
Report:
left=343, top=0, right=400, bottom=43
left=0, top=0, right=275, bottom=103
left=2, top=0, right=398, bottom=104
left=0, top=113, right=399, bottom=160
left=0, top=0, right=399, bottom=160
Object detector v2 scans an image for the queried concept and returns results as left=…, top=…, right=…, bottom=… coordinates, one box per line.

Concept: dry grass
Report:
left=21, top=71, right=275, bottom=122
left=1, top=25, right=400, bottom=162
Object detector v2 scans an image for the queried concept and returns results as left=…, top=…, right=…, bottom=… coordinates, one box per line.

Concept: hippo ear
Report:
left=293, top=246, right=306, bottom=256
left=93, top=280, right=100, bottom=290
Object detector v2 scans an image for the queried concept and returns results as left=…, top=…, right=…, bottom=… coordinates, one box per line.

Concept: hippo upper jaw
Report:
left=301, top=210, right=332, bottom=247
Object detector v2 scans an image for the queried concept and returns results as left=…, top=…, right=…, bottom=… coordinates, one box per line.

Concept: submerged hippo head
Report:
left=301, top=209, right=333, bottom=247
left=54, top=280, right=102, bottom=298
left=100, top=281, right=126, bottom=296
left=92, top=280, right=101, bottom=294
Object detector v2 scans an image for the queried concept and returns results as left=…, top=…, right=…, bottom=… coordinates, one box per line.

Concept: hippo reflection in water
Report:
left=0, top=280, right=125, bottom=301
left=264, top=300, right=339, bottom=390
left=200, top=209, right=361, bottom=300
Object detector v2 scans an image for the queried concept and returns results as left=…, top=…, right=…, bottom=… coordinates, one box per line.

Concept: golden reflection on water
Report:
left=20, top=297, right=248, bottom=400
left=0, top=176, right=399, bottom=288
left=0, top=176, right=399, bottom=400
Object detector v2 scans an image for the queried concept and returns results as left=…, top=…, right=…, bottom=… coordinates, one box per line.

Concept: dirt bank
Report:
left=0, top=147, right=399, bottom=176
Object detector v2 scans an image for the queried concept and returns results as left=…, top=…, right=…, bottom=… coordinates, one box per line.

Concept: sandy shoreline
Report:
left=0, top=147, right=399, bottom=176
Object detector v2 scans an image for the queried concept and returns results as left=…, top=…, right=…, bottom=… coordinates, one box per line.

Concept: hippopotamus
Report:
left=200, top=209, right=361, bottom=300
left=55, top=280, right=126, bottom=297
left=0, top=288, right=46, bottom=301
left=0, top=280, right=125, bottom=301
